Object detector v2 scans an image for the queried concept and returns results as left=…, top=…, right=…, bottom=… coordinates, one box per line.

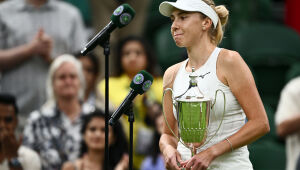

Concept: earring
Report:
left=202, top=27, right=206, bottom=31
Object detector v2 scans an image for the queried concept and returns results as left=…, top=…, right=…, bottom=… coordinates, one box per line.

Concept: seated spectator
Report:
left=77, top=52, right=100, bottom=105
left=22, top=54, right=94, bottom=170
left=62, top=109, right=129, bottom=170
left=76, top=52, right=113, bottom=111
left=0, top=93, right=41, bottom=170
left=141, top=103, right=165, bottom=170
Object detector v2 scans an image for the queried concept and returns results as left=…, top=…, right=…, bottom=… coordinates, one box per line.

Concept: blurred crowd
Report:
left=0, top=0, right=299, bottom=170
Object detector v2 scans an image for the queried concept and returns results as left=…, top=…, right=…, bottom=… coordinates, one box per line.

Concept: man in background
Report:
left=0, top=0, right=87, bottom=131
left=0, top=93, right=41, bottom=170
left=276, top=76, right=300, bottom=170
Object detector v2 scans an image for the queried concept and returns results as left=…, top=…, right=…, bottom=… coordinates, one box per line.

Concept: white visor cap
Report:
left=159, top=0, right=219, bottom=29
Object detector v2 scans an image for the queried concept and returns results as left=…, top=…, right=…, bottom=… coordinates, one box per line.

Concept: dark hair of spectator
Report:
left=79, top=109, right=128, bottom=169
left=0, top=93, right=18, bottom=115
left=149, top=110, right=163, bottom=165
left=75, top=52, right=100, bottom=76
left=114, top=36, right=160, bottom=77
left=150, top=130, right=161, bottom=165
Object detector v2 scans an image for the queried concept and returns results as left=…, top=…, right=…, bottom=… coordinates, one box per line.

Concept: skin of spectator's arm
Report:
left=0, top=28, right=53, bottom=70
left=277, top=115, right=300, bottom=138
left=0, top=44, right=34, bottom=70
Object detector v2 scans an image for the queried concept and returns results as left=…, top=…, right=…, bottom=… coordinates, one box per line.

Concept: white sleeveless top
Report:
left=172, top=47, right=253, bottom=169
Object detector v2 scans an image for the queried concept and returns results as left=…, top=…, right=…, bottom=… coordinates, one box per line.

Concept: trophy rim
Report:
left=176, top=97, right=212, bottom=102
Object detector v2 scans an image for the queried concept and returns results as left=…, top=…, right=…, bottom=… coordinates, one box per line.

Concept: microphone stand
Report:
left=125, top=102, right=134, bottom=170
left=99, top=35, right=110, bottom=170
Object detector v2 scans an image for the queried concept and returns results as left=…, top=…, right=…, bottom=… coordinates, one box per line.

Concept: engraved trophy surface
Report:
left=163, top=67, right=225, bottom=156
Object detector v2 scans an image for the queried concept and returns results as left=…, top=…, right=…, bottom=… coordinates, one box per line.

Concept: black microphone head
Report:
left=130, top=70, right=153, bottom=95
left=111, top=3, right=136, bottom=28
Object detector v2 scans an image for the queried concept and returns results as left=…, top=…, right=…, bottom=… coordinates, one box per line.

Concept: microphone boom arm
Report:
left=81, top=21, right=117, bottom=55
left=109, top=89, right=137, bottom=125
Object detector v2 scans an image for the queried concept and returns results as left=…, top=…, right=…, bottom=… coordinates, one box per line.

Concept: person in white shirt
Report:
left=275, top=76, right=300, bottom=170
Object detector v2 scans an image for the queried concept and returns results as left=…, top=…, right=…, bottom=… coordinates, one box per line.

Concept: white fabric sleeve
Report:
left=275, top=79, right=300, bottom=125
left=18, top=146, right=42, bottom=170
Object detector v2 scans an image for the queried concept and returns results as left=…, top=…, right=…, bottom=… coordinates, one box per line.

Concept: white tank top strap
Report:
left=180, top=59, right=188, bottom=73
left=207, top=47, right=222, bottom=75
left=211, top=47, right=221, bottom=73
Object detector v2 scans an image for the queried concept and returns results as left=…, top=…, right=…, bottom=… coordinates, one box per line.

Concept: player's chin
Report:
left=174, top=41, right=185, bottom=47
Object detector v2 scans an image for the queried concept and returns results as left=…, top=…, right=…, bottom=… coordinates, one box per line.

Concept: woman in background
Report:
left=98, top=36, right=163, bottom=169
left=62, top=109, right=129, bottom=170
left=77, top=52, right=101, bottom=106
left=141, top=103, right=166, bottom=170
left=23, top=54, right=95, bottom=170
left=76, top=52, right=114, bottom=111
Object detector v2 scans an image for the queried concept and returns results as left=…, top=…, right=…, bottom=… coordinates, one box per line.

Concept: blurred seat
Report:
left=233, top=23, right=300, bottom=65
left=249, top=140, right=286, bottom=170
left=216, top=0, right=272, bottom=50
left=143, top=0, right=172, bottom=45
left=254, top=64, right=289, bottom=109
left=154, top=24, right=186, bottom=72
left=223, top=0, right=272, bottom=30
left=232, top=23, right=300, bottom=109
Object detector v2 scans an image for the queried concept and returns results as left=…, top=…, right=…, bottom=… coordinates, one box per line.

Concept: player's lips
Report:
left=173, top=33, right=183, bottom=37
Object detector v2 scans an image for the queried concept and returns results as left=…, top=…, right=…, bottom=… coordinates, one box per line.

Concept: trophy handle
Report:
left=162, top=88, right=181, bottom=142
left=211, top=89, right=225, bottom=108
left=199, top=89, right=226, bottom=149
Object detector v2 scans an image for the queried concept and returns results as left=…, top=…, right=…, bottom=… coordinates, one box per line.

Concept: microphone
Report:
left=81, top=4, right=135, bottom=55
left=109, top=70, right=153, bottom=125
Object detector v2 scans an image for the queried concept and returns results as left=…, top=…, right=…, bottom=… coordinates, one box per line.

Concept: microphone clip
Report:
left=125, top=102, right=134, bottom=123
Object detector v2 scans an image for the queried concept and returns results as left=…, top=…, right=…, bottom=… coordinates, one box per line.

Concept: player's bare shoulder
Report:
left=219, top=49, right=243, bottom=64
left=218, top=48, right=245, bottom=71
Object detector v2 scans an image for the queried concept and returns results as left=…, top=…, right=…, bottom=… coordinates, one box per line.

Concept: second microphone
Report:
left=109, top=70, right=153, bottom=126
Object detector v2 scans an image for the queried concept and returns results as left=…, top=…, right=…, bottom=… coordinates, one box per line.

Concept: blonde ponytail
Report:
left=201, top=0, right=229, bottom=45
left=215, top=5, right=229, bottom=26
left=213, top=5, right=229, bottom=45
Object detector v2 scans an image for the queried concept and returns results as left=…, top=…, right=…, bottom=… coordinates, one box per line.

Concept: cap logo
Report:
left=120, top=13, right=132, bottom=25
left=113, top=5, right=124, bottom=16
left=142, top=80, right=152, bottom=91
left=133, top=73, right=144, bottom=84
